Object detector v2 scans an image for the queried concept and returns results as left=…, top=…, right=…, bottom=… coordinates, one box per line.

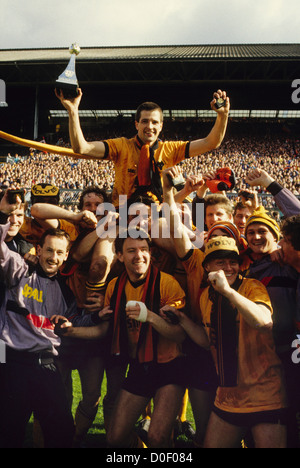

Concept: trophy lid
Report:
left=69, top=43, right=81, bottom=56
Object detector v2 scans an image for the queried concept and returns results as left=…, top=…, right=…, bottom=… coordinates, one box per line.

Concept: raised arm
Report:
left=188, top=89, right=230, bottom=157
left=0, top=191, right=28, bottom=285
left=55, top=88, right=106, bottom=159
left=173, top=174, right=206, bottom=204
left=162, top=167, right=194, bottom=258
left=208, top=270, right=273, bottom=329
left=245, top=168, right=300, bottom=217
left=30, top=203, right=97, bottom=230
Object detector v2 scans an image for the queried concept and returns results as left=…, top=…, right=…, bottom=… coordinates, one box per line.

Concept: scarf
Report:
left=109, top=264, right=161, bottom=363
left=209, top=274, right=243, bottom=387
left=134, top=136, right=163, bottom=202
left=0, top=130, right=85, bottom=159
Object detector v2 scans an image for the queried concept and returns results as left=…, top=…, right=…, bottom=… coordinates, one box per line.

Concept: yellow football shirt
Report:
left=104, top=270, right=186, bottom=363
left=104, top=137, right=189, bottom=206
left=200, top=277, right=287, bottom=413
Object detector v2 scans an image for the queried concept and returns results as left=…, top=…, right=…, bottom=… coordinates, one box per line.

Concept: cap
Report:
left=203, top=236, right=240, bottom=265
left=31, top=183, right=60, bottom=205
left=206, top=220, right=248, bottom=252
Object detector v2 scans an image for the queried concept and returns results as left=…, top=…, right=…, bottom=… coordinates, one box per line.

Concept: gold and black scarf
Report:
left=133, top=136, right=163, bottom=203
left=209, top=275, right=243, bottom=387
left=109, top=264, right=161, bottom=363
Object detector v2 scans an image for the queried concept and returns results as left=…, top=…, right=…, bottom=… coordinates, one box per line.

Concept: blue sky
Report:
left=0, top=0, right=299, bottom=49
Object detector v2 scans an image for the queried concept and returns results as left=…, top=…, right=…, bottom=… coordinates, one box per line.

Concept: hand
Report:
left=125, top=302, right=148, bottom=322
left=238, top=188, right=259, bottom=210
left=184, top=174, right=206, bottom=194
left=196, top=170, right=216, bottom=197
left=162, top=166, right=183, bottom=191
left=98, top=305, right=113, bottom=321
left=203, top=170, right=217, bottom=182
left=50, top=315, right=72, bottom=335
left=24, top=252, right=39, bottom=266
left=77, top=210, right=98, bottom=229
left=211, top=89, right=230, bottom=115
left=192, top=229, right=207, bottom=250
left=84, top=293, right=104, bottom=313
left=245, top=169, right=275, bottom=189
left=208, top=270, right=231, bottom=295
left=160, top=305, right=181, bottom=324
left=0, top=188, right=23, bottom=215
left=269, top=248, right=285, bottom=267
left=55, top=87, right=83, bottom=112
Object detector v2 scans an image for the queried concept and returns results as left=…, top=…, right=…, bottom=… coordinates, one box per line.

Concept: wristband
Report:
left=126, top=301, right=148, bottom=322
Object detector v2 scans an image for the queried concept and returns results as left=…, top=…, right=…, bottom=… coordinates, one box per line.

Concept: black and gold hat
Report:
left=245, top=206, right=281, bottom=242
left=31, top=183, right=60, bottom=205
left=203, top=236, right=240, bottom=265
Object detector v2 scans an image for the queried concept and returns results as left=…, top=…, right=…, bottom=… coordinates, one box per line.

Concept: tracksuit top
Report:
left=0, top=216, right=87, bottom=355
left=246, top=181, right=300, bottom=346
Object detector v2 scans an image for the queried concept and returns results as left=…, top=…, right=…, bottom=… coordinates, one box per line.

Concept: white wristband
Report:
left=126, top=301, right=148, bottom=322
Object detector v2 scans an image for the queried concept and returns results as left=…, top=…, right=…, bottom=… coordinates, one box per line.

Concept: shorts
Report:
left=182, top=339, right=218, bottom=392
left=213, top=405, right=288, bottom=428
left=122, top=357, right=186, bottom=398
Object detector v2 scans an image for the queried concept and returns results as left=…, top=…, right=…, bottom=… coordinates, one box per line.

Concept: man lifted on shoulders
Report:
left=56, top=89, right=230, bottom=206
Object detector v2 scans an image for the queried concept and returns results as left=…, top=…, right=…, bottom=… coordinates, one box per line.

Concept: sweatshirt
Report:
left=0, top=217, right=89, bottom=355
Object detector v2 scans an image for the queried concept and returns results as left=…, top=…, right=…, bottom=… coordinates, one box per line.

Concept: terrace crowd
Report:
left=0, top=102, right=299, bottom=449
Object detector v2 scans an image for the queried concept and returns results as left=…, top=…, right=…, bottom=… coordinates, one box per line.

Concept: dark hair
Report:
left=0, top=190, right=28, bottom=212
left=281, top=215, right=300, bottom=251
left=135, top=102, right=163, bottom=123
left=127, top=194, right=154, bottom=209
left=38, top=228, right=71, bottom=251
left=233, top=201, right=250, bottom=216
left=114, top=227, right=151, bottom=254
left=203, top=250, right=241, bottom=267
left=78, top=186, right=109, bottom=210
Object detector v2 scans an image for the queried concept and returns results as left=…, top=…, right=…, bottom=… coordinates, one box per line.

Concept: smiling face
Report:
left=37, top=235, right=69, bottom=277
left=279, top=235, right=300, bottom=271
left=234, top=206, right=252, bottom=235
left=82, top=192, right=104, bottom=215
left=135, top=109, right=163, bottom=146
left=205, top=205, right=233, bottom=230
left=117, top=237, right=151, bottom=282
left=6, top=207, right=25, bottom=241
left=246, top=222, right=278, bottom=258
left=205, top=257, right=240, bottom=286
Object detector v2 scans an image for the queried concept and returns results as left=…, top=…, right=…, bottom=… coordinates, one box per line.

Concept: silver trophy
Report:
left=55, top=43, right=80, bottom=98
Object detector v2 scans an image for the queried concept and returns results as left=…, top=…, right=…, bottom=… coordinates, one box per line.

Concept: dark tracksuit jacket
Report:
left=246, top=181, right=300, bottom=350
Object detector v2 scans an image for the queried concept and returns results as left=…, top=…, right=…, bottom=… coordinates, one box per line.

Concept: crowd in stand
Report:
left=1, top=122, right=300, bottom=201
left=0, top=93, right=300, bottom=449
